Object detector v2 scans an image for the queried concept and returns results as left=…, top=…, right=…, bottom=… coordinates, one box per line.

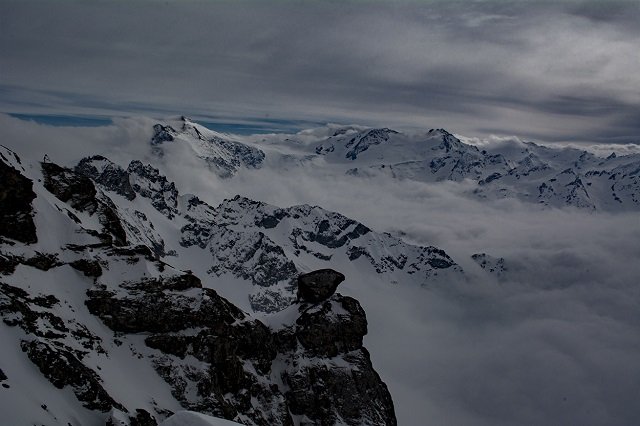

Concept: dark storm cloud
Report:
left=1, top=0, right=639, bottom=144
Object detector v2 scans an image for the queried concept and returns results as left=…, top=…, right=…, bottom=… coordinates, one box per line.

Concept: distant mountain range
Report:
left=148, top=117, right=640, bottom=211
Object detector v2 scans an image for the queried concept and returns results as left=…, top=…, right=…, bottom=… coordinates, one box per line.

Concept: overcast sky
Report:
left=1, top=0, right=639, bottom=143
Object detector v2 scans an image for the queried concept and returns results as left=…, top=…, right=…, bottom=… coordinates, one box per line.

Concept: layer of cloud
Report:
left=1, top=0, right=639, bottom=145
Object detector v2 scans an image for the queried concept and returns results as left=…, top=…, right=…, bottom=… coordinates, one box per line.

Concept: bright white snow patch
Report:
left=159, top=411, right=243, bottom=426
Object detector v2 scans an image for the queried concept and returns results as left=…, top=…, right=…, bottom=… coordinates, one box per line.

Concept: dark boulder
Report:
left=297, top=269, right=345, bottom=303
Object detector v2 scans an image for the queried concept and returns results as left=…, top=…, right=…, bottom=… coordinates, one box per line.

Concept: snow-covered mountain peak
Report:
left=148, top=118, right=265, bottom=178
left=128, top=117, right=640, bottom=211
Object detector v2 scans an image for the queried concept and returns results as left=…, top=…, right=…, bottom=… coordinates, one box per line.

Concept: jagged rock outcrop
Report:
left=42, top=162, right=100, bottom=213
left=273, top=276, right=397, bottom=426
left=0, top=157, right=37, bottom=244
left=42, top=162, right=127, bottom=245
left=127, top=160, right=179, bottom=218
left=85, top=261, right=293, bottom=425
left=21, top=339, right=124, bottom=412
left=151, top=124, right=177, bottom=147
left=86, top=273, right=240, bottom=334
left=76, top=155, right=136, bottom=201
left=297, top=268, right=345, bottom=303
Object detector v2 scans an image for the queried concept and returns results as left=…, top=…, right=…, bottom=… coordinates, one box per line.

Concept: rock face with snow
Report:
left=42, top=161, right=128, bottom=246
left=273, top=291, right=397, bottom=426
left=72, top=151, right=462, bottom=317
left=0, top=146, right=410, bottom=425
left=472, top=253, right=507, bottom=279
left=188, top=195, right=462, bottom=313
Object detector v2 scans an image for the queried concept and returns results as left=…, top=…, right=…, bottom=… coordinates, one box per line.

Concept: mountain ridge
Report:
left=0, top=145, right=401, bottom=425
left=139, top=117, right=640, bottom=211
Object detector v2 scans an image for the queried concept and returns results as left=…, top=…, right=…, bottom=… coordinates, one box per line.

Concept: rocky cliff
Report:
left=0, top=146, right=406, bottom=425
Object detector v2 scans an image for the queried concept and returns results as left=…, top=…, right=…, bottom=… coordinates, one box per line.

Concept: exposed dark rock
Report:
left=180, top=195, right=218, bottom=249
left=283, top=349, right=395, bottom=426
left=297, top=269, right=345, bottom=303
left=127, top=161, right=179, bottom=218
left=69, top=259, right=103, bottom=278
left=296, top=295, right=366, bottom=357
left=21, top=339, right=124, bottom=412
left=345, top=128, right=398, bottom=160
left=276, top=293, right=396, bottom=426
left=86, top=274, right=242, bottom=334
left=97, top=197, right=128, bottom=246
left=121, top=273, right=202, bottom=292
left=42, top=162, right=99, bottom=213
left=0, top=367, right=7, bottom=381
left=2, top=147, right=400, bottom=425
left=207, top=230, right=298, bottom=291
left=479, top=172, right=502, bottom=185
left=472, top=253, right=507, bottom=278
left=130, top=409, right=158, bottom=426
left=427, top=257, right=455, bottom=269
left=24, top=252, right=63, bottom=271
left=0, top=159, right=37, bottom=244
left=0, top=282, right=67, bottom=339
left=129, top=275, right=292, bottom=425
left=1, top=281, right=105, bottom=356
left=147, top=324, right=293, bottom=425
left=216, top=139, right=266, bottom=170
left=255, top=210, right=288, bottom=229
left=150, top=124, right=176, bottom=146
left=42, top=162, right=127, bottom=245
left=0, top=254, right=22, bottom=275
left=304, top=218, right=371, bottom=249
left=106, top=245, right=155, bottom=260
left=75, top=155, right=136, bottom=201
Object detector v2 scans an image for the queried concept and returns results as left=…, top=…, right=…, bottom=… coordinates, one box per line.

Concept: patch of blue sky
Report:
left=9, top=113, right=112, bottom=127
left=195, top=118, right=320, bottom=135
